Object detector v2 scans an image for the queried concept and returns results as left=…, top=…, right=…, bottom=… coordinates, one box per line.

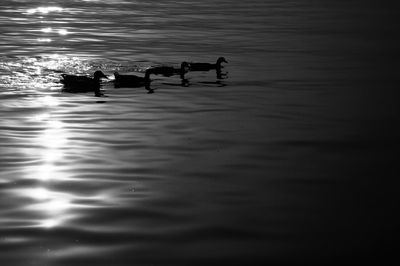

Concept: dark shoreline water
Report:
left=1, top=0, right=398, bottom=265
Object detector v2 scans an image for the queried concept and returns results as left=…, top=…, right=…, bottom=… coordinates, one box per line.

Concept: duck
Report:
left=113, top=72, right=150, bottom=88
left=60, top=70, right=108, bottom=97
left=188, top=57, right=228, bottom=72
left=145, top=61, right=190, bottom=80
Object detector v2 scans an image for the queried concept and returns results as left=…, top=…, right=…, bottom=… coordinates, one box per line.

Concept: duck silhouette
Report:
left=114, top=72, right=149, bottom=88
left=60, top=70, right=108, bottom=97
left=113, top=71, right=153, bottom=92
left=188, top=57, right=228, bottom=79
left=189, top=57, right=228, bottom=72
left=145, top=62, right=189, bottom=80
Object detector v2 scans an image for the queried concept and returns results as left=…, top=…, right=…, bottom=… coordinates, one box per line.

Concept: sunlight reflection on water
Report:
left=0, top=54, right=95, bottom=91
left=37, top=38, right=52, bottom=43
left=20, top=95, right=71, bottom=228
left=8, top=94, right=117, bottom=230
left=26, top=7, right=63, bottom=15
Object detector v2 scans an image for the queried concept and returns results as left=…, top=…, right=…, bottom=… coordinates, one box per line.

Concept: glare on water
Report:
left=26, top=6, right=63, bottom=15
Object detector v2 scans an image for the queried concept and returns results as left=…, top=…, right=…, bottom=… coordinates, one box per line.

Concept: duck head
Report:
left=181, top=61, right=190, bottom=73
left=93, top=70, right=109, bottom=81
left=217, top=57, right=228, bottom=64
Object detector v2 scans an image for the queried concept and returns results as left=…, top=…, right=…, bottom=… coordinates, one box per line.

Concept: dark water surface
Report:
left=0, top=0, right=398, bottom=265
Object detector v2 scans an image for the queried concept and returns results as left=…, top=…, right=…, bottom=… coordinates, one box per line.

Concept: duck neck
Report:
left=93, top=76, right=102, bottom=83
left=94, top=86, right=102, bottom=97
left=180, top=63, right=188, bottom=79
left=216, top=61, right=223, bottom=71
left=144, top=69, right=152, bottom=81
left=180, top=68, right=188, bottom=79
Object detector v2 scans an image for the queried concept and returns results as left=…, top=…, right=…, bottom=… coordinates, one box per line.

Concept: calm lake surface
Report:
left=0, top=0, right=398, bottom=265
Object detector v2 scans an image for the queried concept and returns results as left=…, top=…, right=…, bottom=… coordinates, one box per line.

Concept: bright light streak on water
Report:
left=26, top=7, right=63, bottom=15
left=41, top=27, right=52, bottom=33
left=37, top=38, right=52, bottom=43
left=58, top=29, right=68, bottom=35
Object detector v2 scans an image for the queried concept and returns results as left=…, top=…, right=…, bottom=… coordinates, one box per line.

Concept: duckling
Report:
left=60, top=70, right=108, bottom=97
left=145, top=62, right=189, bottom=80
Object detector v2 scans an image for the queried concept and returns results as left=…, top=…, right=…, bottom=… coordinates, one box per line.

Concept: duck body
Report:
left=60, top=70, right=108, bottom=96
left=189, top=57, right=228, bottom=72
left=145, top=62, right=189, bottom=80
left=113, top=72, right=149, bottom=88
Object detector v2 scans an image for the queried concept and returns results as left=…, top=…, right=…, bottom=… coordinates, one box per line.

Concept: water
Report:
left=0, top=1, right=398, bottom=265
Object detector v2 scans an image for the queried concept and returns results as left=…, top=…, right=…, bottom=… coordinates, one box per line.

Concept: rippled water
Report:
left=0, top=0, right=398, bottom=265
